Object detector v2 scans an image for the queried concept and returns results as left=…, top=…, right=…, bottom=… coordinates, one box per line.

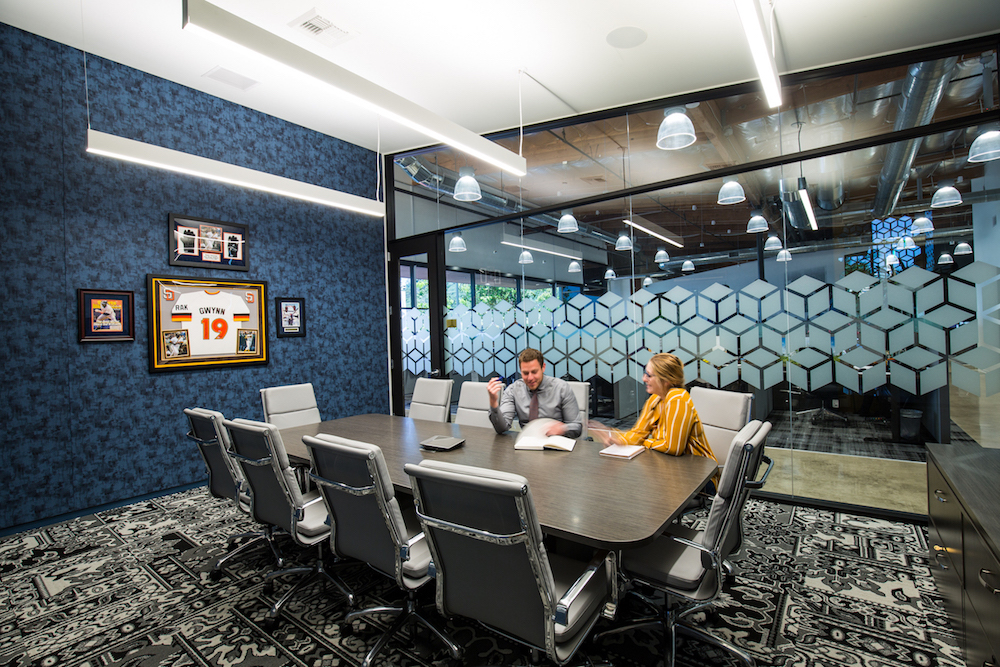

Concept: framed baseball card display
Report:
left=77, top=289, right=135, bottom=342
left=275, top=297, right=306, bottom=337
left=168, top=213, right=249, bottom=271
left=147, top=274, right=268, bottom=372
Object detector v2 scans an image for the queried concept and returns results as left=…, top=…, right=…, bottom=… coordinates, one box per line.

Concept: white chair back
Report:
left=689, top=386, right=752, bottom=467
left=260, top=383, right=321, bottom=430
left=408, top=377, right=454, bottom=422
left=454, top=381, right=492, bottom=428
left=567, top=381, right=590, bottom=438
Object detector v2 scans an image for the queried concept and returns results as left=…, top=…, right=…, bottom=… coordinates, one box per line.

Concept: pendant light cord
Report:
left=80, top=0, right=91, bottom=129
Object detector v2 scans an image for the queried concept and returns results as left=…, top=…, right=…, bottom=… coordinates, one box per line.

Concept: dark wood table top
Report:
left=280, top=414, right=718, bottom=550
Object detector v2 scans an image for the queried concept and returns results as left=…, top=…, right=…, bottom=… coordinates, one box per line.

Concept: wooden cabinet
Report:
left=927, top=445, right=1000, bottom=667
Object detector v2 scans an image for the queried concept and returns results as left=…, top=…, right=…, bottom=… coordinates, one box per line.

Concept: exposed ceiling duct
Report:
left=870, top=57, right=959, bottom=219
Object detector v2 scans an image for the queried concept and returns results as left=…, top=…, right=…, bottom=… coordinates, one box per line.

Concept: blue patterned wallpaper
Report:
left=0, top=23, right=389, bottom=530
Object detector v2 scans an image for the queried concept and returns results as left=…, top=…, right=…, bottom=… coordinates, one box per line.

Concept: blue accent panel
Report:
left=0, top=23, right=389, bottom=530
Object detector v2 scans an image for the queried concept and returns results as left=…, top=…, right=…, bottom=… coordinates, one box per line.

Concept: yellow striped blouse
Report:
left=616, top=388, right=719, bottom=487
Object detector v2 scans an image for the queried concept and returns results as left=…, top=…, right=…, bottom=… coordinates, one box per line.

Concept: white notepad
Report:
left=599, top=444, right=645, bottom=460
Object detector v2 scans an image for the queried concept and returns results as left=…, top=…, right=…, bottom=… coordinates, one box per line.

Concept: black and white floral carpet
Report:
left=0, top=488, right=960, bottom=667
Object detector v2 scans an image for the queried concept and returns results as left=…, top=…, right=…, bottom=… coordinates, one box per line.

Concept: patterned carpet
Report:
left=0, top=487, right=960, bottom=667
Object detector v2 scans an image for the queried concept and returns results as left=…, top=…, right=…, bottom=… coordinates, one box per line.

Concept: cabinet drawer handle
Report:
left=933, top=490, right=947, bottom=502
left=980, top=569, right=1000, bottom=594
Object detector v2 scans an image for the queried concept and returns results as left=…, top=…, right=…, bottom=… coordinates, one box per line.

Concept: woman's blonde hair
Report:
left=647, top=353, right=685, bottom=390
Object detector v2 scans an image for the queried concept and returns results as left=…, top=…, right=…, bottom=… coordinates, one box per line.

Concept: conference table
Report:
left=280, top=414, right=718, bottom=551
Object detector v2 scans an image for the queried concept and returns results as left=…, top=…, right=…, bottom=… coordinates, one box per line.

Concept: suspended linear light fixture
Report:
left=776, top=249, right=792, bottom=262
left=797, top=177, right=818, bottom=231
left=764, top=235, right=782, bottom=251
left=717, top=178, right=746, bottom=205
left=654, top=249, right=669, bottom=263
left=656, top=107, right=696, bottom=150
left=955, top=242, right=973, bottom=255
left=615, top=232, right=633, bottom=251
left=86, top=130, right=385, bottom=216
left=568, top=260, right=582, bottom=273
left=448, top=232, right=467, bottom=252
left=500, top=241, right=582, bottom=261
left=931, top=181, right=962, bottom=208
left=746, top=210, right=768, bottom=233
left=624, top=218, right=684, bottom=248
left=938, top=253, right=954, bottom=265
left=733, top=0, right=782, bottom=108
left=604, top=268, right=617, bottom=279
left=181, top=0, right=526, bottom=176
left=557, top=210, right=579, bottom=233
left=682, top=260, right=695, bottom=272
left=969, top=130, right=1000, bottom=162
left=453, top=167, right=482, bottom=202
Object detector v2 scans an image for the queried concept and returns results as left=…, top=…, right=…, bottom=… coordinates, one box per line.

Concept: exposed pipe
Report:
left=870, top=57, right=959, bottom=219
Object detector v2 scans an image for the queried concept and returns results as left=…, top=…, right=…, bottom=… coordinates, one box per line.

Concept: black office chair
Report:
left=303, top=434, right=461, bottom=667
left=184, top=407, right=283, bottom=578
left=222, top=418, right=353, bottom=629
left=596, top=421, right=771, bottom=667
left=405, top=460, right=611, bottom=666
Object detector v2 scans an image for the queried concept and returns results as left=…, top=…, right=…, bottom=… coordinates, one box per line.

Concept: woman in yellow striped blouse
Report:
left=593, top=353, right=719, bottom=488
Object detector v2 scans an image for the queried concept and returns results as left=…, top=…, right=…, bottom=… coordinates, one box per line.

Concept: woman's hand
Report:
left=587, top=420, right=621, bottom=446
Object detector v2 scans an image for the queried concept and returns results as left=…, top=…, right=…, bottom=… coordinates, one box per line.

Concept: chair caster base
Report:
left=262, top=616, right=278, bottom=632
left=209, top=568, right=223, bottom=581
left=263, top=581, right=275, bottom=595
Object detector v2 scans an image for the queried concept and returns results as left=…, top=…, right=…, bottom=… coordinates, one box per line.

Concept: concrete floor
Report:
left=762, top=447, right=928, bottom=515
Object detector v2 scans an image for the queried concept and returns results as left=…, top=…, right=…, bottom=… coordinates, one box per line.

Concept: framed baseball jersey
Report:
left=147, top=274, right=268, bottom=372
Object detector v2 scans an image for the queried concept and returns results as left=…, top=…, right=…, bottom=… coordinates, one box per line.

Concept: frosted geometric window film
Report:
left=433, top=262, right=1000, bottom=397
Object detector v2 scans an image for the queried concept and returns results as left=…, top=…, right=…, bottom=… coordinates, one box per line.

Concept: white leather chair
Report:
left=567, top=381, right=590, bottom=439
left=689, top=386, right=753, bottom=468
left=454, top=381, right=492, bottom=428
left=408, top=377, right=454, bottom=422
left=260, top=383, right=321, bottom=430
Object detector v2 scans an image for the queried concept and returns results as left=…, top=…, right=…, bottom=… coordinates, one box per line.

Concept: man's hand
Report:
left=544, top=421, right=567, bottom=436
left=487, top=377, right=504, bottom=409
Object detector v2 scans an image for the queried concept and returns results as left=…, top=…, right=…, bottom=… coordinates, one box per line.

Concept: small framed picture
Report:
left=78, top=289, right=135, bottom=343
left=275, top=297, right=306, bottom=338
left=169, top=213, right=249, bottom=271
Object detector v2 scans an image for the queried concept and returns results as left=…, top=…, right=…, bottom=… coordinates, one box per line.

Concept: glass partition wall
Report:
left=388, top=36, right=1000, bottom=517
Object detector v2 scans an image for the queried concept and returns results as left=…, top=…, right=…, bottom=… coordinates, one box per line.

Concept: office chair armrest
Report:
left=669, top=535, right=723, bottom=571
left=294, top=494, right=326, bottom=521
left=399, top=531, right=426, bottom=562
left=745, top=454, right=773, bottom=490
left=554, top=550, right=610, bottom=626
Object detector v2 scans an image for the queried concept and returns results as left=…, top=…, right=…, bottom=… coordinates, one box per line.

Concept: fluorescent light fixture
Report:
left=500, top=241, right=582, bottom=261
left=797, top=177, right=818, bottom=231
left=87, top=129, right=385, bottom=216
left=623, top=218, right=683, bottom=248
left=182, top=0, right=526, bottom=177
left=733, top=0, right=782, bottom=108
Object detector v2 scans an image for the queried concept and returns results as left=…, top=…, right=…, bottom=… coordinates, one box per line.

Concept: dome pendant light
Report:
left=557, top=210, right=579, bottom=233
left=764, top=235, right=782, bottom=251
left=681, top=260, right=695, bottom=273
left=604, top=268, right=617, bottom=279
left=568, top=260, right=582, bottom=273
left=931, top=182, right=962, bottom=208
left=654, top=249, right=669, bottom=263
left=453, top=167, right=483, bottom=202
left=642, top=276, right=653, bottom=287
left=746, top=210, right=768, bottom=233
left=969, top=130, right=1000, bottom=163
left=955, top=242, right=973, bottom=256
left=448, top=232, right=467, bottom=252
left=938, top=253, right=954, bottom=265
left=615, top=233, right=633, bottom=251
left=656, top=107, right=696, bottom=150
left=910, top=216, right=934, bottom=235
left=776, top=249, right=792, bottom=262
left=518, top=250, right=533, bottom=264
left=885, top=252, right=899, bottom=267
left=717, top=178, right=746, bottom=205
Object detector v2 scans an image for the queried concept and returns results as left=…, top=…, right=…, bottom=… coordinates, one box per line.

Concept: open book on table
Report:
left=514, top=418, right=576, bottom=452
left=599, top=444, right=645, bottom=460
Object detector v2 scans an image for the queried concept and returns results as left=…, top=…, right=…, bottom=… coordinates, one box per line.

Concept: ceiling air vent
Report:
left=203, top=66, right=258, bottom=92
left=288, top=9, right=354, bottom=49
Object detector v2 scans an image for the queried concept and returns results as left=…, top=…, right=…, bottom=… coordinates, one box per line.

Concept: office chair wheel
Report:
left=339, top=621, right=356, bottom=637
left=262, top=580, right=275, bottom=595
left=209, top=568, right=223, bottom=581
left=262, top=616, right=278, bottom=632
